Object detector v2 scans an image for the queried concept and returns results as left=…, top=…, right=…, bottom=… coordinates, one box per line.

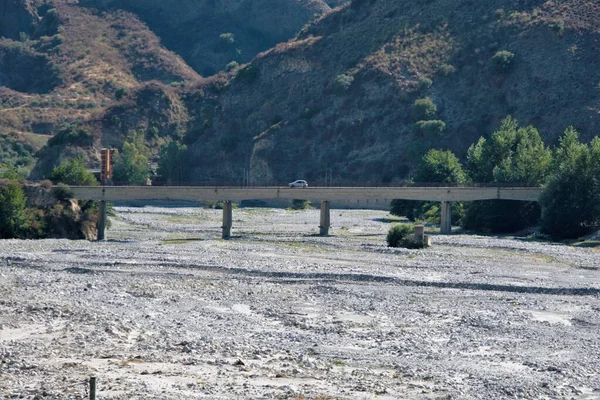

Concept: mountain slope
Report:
left=2, top=0, right=600, bottom=186
left=79, top=0, right=332, bottom=76
left=0, top=0, right=201, bottom=175
left=174, top=0, right=600, bottom=185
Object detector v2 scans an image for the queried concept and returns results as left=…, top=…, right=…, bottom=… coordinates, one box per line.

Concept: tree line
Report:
left=391, top=117, right=600, bottom=239
left=3, top=117, right=598, bottom=240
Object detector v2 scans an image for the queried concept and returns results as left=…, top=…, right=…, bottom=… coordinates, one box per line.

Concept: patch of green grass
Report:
left=332, top=359, right=345, bottom=367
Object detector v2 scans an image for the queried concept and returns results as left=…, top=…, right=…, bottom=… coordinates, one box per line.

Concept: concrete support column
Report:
left=98, top=200, right=107, bottom=241
left=414, top=225, right=425, bottom=241
left=440, top=201, right=452, bottom=234
left=222, top=201, right=233, bottom=239
left=319, top=201, right=330, bottom=236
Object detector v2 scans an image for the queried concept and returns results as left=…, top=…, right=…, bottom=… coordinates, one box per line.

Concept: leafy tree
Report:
left=414, top=150, right=466, bottom=184
left=225, top=61, right=239, bottom=72
left=391, top=149, right=466, bottom=224
left=113, top=130, right=150, bottom=185
left=157, top=141, right=188, bottom=185
left=418, top=77, right=432, bottom=91
left=412, top=97, right=437, bottom=121
left=540, top=129, right=600, bottom=238
left=49, top=157, right=98, bottom=186
left=0, top=182, right=27, bottom=239
left=415, top=120, right=445, bottom=136
left=463, top=117, right=552, bottom=233
left=0, top=164, right=25, bottom=180
left=334, top=74, right=354, bottom=93
left=492, top=50, right=515, bottom=71
left=219, top=33, right=235, bottom=45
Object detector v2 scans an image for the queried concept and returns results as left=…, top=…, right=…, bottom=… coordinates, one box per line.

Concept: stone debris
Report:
left=0, top=206, right=599, bottom=399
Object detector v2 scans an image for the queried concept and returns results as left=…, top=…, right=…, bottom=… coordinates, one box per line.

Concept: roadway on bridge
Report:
left=70, top=186, right=542, bottom=203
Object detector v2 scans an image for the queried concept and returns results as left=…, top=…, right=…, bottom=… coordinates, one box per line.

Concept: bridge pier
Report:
left=97, top=200, right=107, bottom=241
left=222, top=201, right=233, bottom=239
left=319, top=201, right=330, bottom=236
left=440, top=201, right=452, bottom=234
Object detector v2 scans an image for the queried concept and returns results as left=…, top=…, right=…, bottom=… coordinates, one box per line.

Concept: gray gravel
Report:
left=1, top=206, right=599, bottom=399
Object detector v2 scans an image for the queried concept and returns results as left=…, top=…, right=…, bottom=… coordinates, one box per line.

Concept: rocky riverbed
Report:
left=1, top=206, right=599, bottom=399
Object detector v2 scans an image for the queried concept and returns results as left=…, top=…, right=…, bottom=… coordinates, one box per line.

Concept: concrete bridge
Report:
left=69, top=186, right=543, bottom=240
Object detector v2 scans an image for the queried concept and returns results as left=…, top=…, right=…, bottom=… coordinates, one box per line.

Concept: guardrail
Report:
left=69, top=186, right=543, bottom=203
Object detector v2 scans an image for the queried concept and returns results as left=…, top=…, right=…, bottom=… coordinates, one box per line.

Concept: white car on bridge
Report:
left=289, top=180, right=308, bottom=188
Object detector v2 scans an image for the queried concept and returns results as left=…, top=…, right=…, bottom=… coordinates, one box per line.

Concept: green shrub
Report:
left=334, top=74, right=354, bottom=93
left=418, top=77, right=433, bottom=90
left=549, top=20, right=565, bottom=35
left=291, top=199, right=311, bottom=210
left=225, top=61, right=239, bottom=72
left=113, top=130, right=150, bottom=185
left=412, top=97, right=437, bottom=120
left=0, top=182, right=27, bottom=239
left=0, top=164, right=25, bottom=181
left=49, top=158, right=98, bottom=186
left=492, top=51, right=515, bottom=71
left=20, top=208, right=47, bottom=239
left=115, top=88, right=127, bottom=100
left=52, top=34, right=64, bottom=45
left=219, top=33, right=235, bottom=45
left=401, top=235, right=429, bottom=249
left=416, top=120, right=446, bottom=136
left=205, top=201, right=238, bottom=210
left=386, top=224, right=415, bottom=247
left=53, top=183, right=73, bottom=201
left=439, top=64, right=456, bottom=76
left=540, top=129, right=600, bottom=239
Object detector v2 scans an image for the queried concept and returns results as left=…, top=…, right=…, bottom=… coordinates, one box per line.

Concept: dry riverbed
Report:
left=1, top=206, right=599, bottom=399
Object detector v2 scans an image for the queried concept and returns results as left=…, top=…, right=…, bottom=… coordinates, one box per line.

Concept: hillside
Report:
left=79, top=0, right=332, bottom=76
left=0, top=0, right=333, bottom=178
left=0, top=0, right=202, bottom=176
left=1, top=0, right=599, bottom=186
left=175, top=0, right=600, bottom=184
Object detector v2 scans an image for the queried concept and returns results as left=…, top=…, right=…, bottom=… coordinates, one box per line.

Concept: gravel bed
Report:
left=0, top=206, right=599, bottom=399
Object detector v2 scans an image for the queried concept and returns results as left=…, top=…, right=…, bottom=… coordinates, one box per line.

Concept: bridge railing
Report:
left=103, top=180, right=543, bottom=188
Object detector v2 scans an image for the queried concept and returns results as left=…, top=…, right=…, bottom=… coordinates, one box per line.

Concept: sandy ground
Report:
left=0, top=206, right=599, bottom=399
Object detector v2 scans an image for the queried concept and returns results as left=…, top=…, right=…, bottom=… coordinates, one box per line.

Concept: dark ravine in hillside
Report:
left=0, top=0, right=39, bottom=40
left=79, top=0, right=332, bottom=76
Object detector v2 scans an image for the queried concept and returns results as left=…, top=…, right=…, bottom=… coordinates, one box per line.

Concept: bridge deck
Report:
left=70, top=186, right=543, bottom=203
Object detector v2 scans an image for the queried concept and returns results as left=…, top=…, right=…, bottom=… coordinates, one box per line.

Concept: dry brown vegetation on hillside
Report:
left=1, top=0, right=599, bottom=186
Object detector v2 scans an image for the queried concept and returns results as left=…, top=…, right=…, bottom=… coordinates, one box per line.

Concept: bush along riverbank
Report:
left=0, top=180, right=100, bottom=240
